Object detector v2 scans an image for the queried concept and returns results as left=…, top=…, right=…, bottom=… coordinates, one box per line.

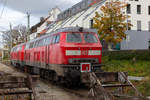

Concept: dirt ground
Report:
left=35, top=81, right=88, bottom=100
left=0, top=63, right=88, bottom=100
left=0, top=63, right=25, bottom=77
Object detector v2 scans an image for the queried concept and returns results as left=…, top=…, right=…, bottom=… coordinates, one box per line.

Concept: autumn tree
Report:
left=93, top=0, right=132, bottom=50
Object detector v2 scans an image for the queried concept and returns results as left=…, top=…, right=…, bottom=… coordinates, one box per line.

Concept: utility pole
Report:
left=9, top=23, right=13, bottom=49
left=27, top=12, right=30, bottom=41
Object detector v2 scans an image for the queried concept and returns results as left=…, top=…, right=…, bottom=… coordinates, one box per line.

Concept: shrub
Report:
left=103, top=50, right=150, bottom=61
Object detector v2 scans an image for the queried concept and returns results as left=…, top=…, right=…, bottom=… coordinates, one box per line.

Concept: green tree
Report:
left=93, top=0, right=132, bottom=50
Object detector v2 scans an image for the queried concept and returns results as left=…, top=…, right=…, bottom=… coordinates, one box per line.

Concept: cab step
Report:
left=102, top=84, right=132, bottom=88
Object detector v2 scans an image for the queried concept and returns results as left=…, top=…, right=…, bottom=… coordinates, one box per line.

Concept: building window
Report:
left=149, top=21, right=150, bottom=31
left=127, top=20, right=131, bottom=30
left=137, top=20, right=141, bottom=31
left=127, top=4, right=131, bottom=14
left=137, top=5, right=141, bottom=14
left=90, top=19, right=94, bottom=29
left=148, top=6, right=150, bottom=15
left=135, top=0, right=138, bottom=1
left=149, top=39, right=150, bottom=49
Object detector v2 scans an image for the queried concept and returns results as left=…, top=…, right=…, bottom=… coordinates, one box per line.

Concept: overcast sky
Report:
left=0, top=0, right=81, bottom=47
left=0, top=0, right=81, bottom=31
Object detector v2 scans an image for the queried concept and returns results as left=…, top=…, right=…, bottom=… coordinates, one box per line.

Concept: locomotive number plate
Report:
left=80, top=63, right=91, bottom=72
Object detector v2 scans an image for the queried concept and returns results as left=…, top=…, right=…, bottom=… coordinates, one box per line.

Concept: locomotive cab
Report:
left=57, top=28, right=102, bottom=84
left=61, top=28, right=102, bottom=74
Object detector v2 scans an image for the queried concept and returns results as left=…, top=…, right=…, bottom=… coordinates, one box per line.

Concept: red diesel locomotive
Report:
left=10, top=27, right=102, bottom=84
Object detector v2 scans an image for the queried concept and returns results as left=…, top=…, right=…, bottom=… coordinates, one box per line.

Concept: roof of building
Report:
left=30, top=16, right=51, bottom=33
left=29, top=0, right=106, bottom=39
left=0, top=48, right=8, bottom=51
left=46, top=0, right=106, bottom=33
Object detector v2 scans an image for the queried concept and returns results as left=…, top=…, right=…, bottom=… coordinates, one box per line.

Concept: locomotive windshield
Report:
left=67, top=33, right=82, bottom=43
left=83, top=33, right=98, bottom=43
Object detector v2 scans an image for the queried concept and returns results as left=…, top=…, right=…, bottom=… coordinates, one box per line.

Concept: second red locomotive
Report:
left=10, top=27, right=102, bottom=85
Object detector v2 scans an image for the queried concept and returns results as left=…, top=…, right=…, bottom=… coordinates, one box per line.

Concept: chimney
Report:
left=40, top=17, right=45, bottom=22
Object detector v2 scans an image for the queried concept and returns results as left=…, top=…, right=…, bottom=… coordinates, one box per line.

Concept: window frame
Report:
left=137, top=20, right=142, bottom=31
left=25, top=43, right=30, bottom=50
left=45, top=36, right=52, bottom=45
left=137, top=5, right=141, bottom=14
left=29, top=42, right=34, bottom=48
left=148, top=21, right=150, bottom=31
left=55, top=35, right=60, bottom=43
left=148, top=6, right=150, bottom=15
left=127, top=4, right=131, bottom=14
left=52, top=35, right=56, bottom=44
left=38, top=39, right=44, bottom=47
left=83, top=33, right=98, bottom=43
left=127, top=20, right=131, bottom=30
left=66, top=33, right=82, bottom=43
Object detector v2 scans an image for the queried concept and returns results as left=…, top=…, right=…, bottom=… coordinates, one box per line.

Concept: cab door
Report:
left=51, top=34, right=60, bottom=64
left=45, top=45, right=49, bottom=64
left=45, top=36, right=51, bottom=65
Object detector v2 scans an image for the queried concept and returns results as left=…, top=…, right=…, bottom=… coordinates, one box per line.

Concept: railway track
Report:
left=3, top=63, right=150, bottom=100
left=40, top=78, right=89, bottom=99
left=5, top=63, right=89, bottom=100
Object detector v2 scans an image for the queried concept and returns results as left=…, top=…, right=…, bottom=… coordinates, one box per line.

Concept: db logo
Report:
left=80, top=63, right=91, bottom=72
left=81, top=50, right=88, bottom=55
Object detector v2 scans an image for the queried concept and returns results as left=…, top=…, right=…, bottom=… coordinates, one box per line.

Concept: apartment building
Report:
left=126, top=0, right=150, bottom=31
left=30, top=0, right=150, bottom=50
left=121, top=0, right=150, bottom=50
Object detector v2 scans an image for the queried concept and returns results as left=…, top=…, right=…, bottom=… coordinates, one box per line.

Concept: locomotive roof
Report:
left=50, top=27, right=97, bottom=34
left=29, top=27, right=98, bottom=43
left=14, top=27, right=98, bottom=47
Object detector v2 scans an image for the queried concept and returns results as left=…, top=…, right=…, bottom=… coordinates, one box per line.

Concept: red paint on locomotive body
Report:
left=61, top=32, right=102, bottom=65
left=10, top=27, right=102, bottom=78
left=11, top=43, right=26, bottom=65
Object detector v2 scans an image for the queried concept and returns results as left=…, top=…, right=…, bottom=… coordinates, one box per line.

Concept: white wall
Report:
left=37, top=7, right=61, bottom=34
left=121, top=30, right=150, bottom=50
left=46, top=0, right=106, bottom=33
left=127, top=0, right=150, bottom=31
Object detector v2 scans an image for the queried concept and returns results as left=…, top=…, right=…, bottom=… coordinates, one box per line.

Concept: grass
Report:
left=102, top=56, right=150, bottom=96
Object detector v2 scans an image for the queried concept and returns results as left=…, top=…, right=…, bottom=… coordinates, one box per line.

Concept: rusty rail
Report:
left=0, top=75, right=39, bottom=100
left=87, top=72, right=144, bottom=100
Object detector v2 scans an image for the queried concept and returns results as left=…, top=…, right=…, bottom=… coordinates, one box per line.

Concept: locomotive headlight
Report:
left=88, top=50, right=101, bottom=55
left=66, top=50, right=81, bottom=56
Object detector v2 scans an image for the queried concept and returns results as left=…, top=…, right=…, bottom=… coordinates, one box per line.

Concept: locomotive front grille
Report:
left=68, top=58, right=99, bottom=64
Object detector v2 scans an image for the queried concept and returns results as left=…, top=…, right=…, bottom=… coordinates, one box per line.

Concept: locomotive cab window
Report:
left=55, top=35, right=60, bottom=43
left=16, top=47, right=20, bottom=51
left=38, top=39, right=44, bottom=47
left=25, top=43, right=30, bottom=49
left=67, top=33, right=82, bottom=43
left=52, top=35, right=60, bottom=44
left=29, top=42, right=34, bottom=48
left=83, top=33, right=98, bottom=43
left=52, top=35, right=56, bottom=44
left=14, top=47, right=16, bottom=51
left=45, top=36, right=52, bottom=45
left=34, top=40, right=38, bottom=47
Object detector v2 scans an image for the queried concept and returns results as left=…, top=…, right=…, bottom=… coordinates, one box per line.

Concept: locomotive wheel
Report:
left=64, top=76, right=81, bottom=88
left=45, top=71, right=50, bottom=80
left=53, top=72, right=59, bottom=82
left=40, top=69, right=45, bottom=79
